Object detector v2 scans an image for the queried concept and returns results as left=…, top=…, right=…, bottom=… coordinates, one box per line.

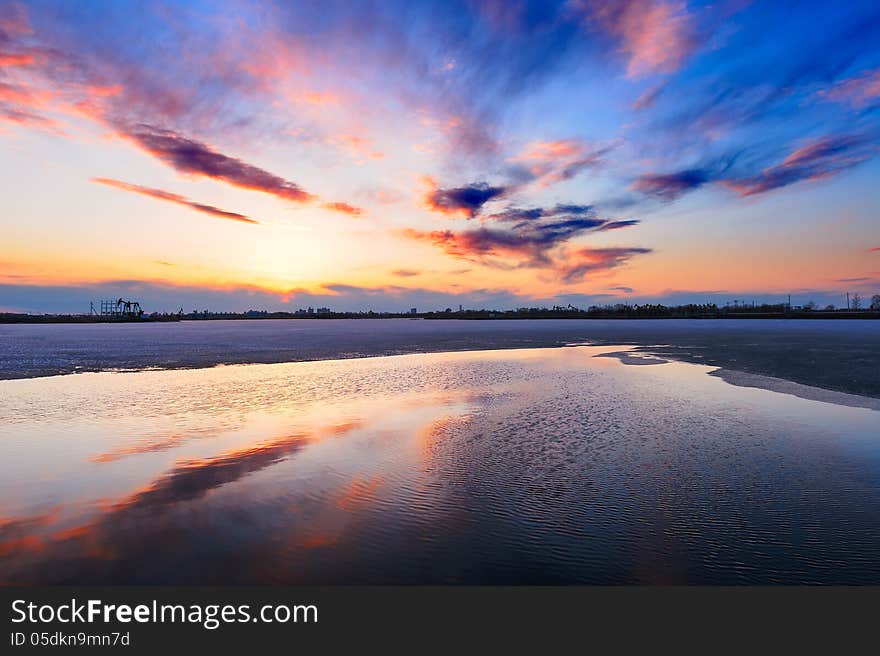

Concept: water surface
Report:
left=1, top=345, right=879, bottom=584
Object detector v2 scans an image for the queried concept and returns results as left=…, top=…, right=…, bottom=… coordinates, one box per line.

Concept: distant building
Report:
left=316, top=307, right=331, bottom=314
left=410, top=307, right=417, bottom=315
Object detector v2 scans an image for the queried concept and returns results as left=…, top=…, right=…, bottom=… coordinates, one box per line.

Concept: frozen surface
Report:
left=1, top=318, right=878, bottom=397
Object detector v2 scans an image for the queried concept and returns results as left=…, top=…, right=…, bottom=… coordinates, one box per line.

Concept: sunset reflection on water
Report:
left=2, top=346, right=879, bottom=584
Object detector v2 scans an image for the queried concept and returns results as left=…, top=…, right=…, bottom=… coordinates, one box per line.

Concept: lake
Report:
left=2, top=342, right=879, bottom=584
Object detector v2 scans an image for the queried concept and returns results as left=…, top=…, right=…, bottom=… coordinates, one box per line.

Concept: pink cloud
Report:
left=0, top=52, right=34, bottom=67
left=820, top=68, right=880, bottom=108
left=0, top=105, right=58, bottom=130
left=578, top=0, right=696, bottom=78
left=510, top=138, right=609, bottom=187
left=405, top=227, right=651, bottom=282
left=724, top=134, right=873, bottom=197
left=120, top=124, right=316, bottom=203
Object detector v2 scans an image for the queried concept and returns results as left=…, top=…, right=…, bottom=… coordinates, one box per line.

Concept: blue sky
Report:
left=1, top=0, right=878, bottom=312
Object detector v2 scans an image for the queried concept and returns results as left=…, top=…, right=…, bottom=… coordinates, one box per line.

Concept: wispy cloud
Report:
left=725, top=134, right=873, bottom=197
left=819, top=68, right=880, bottom=108
left=558, top=247, right=652, bottom=283
left=597, top=219, right=641, bottom=231
left=121, top=124, right=315, bottom=202
left=508, top=138, right=610, bottom=187
left=576, top=0, right=696, bottom=78
left=119, top=124, right=363, bottom=214
left=632, top=168, right=714, bottom=200
left=328, top=133, right=384, bottom=160
left=91, top=177, right=258, bottom=224
left=487, top=203, right=597, bottom=223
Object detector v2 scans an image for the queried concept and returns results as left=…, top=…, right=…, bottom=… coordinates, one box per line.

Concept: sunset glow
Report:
left=1, top=0, right=878, bottom=313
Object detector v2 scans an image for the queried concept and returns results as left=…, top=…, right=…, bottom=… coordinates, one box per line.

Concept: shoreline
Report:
left=2, top=319, right=878, bottom=400
left=3, top=340, right=880, bottom=411
left=708, top=368, right=880, bottom=412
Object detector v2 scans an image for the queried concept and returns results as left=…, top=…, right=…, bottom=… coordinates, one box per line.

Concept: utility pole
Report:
left=846, top=292, right=850, bottom=310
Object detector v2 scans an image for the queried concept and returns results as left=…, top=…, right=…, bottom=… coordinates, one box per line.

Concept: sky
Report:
left=1, top=0, right=878, bottom=313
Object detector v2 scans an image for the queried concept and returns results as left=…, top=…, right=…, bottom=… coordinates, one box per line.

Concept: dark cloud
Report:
left=391, top=269, right=421, bottom=277
left=423, top=180, right=509, bottom=218
left=122, top=124, right=316, bottom=202
left=633, top=168, right=714, bottom=201
left=726, top=134, right=873, bottom=197
left=409, top=227, right=546, bottom=265
left=409, top=198, right=642, bottom=273
left=120, top=434, right=312, bottom=511
left=557, top=247, right=652, bottom=283
left=409, top=217, right=606, bottom=266
left=406, top=215, right=641, bottom=272
left=486, top=207, right=547, bottom=222
left=487, top=204, right=595, bottom=223
left=633, top=134, right=873, bottom=200
left=596, top=219, right=640, bottom=231
left=92, top=178, right=258, bottom=224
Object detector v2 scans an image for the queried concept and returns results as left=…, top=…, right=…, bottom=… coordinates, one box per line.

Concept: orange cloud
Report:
left=0, top=52, right=34, bottom=67
left=329, top=132, right=384, bottom=160
left=301, top=91, right=342, bottom=106
left=92, top=177, right=259, bottom=224
left=322, top=201, right=363, bottom=215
